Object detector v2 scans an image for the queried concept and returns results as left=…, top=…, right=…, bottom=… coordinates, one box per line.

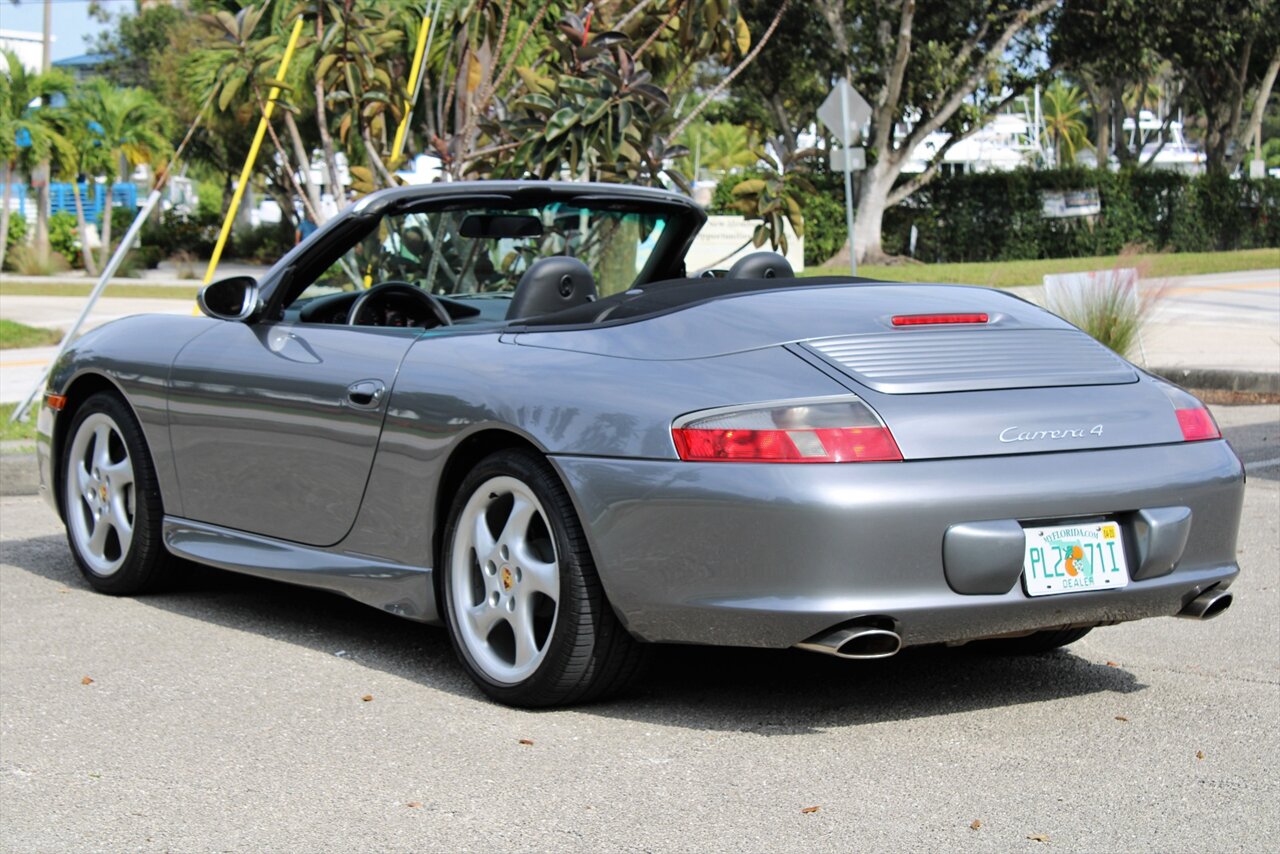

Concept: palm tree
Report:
left=680, top=122, right=759, bottom=179
left=53, top=87, right=119, bottom=275
left=1041, top=80, right=1092, bottom=167
left=71, top=78, right=170, bottom=270
left=0, top=50, right=73, bottom=271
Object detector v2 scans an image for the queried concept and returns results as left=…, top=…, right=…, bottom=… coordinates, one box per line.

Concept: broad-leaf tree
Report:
left=815, top=0, right=1059, bottom=263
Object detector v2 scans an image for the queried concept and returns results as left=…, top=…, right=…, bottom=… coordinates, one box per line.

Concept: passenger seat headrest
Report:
left=505, top=256, right=598, bottom=320
left=726, top=251, right=795, bottom=280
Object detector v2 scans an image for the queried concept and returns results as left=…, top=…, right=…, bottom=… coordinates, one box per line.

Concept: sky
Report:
left=0, top=0, right=115, bottom=62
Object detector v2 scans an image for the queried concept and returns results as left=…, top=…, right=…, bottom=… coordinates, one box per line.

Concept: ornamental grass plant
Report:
left=1044, top=251, right=1167, bottom=361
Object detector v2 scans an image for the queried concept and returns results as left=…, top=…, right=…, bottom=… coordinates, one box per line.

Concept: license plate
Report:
left=1023, top=521, right=1130, bottom=597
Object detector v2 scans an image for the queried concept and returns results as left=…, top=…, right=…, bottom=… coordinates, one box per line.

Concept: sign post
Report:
left=818, top=79, right=870, bottom=277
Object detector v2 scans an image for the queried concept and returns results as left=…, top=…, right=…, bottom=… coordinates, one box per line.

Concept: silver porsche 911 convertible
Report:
left=35, top=181, right=1244, bottom=707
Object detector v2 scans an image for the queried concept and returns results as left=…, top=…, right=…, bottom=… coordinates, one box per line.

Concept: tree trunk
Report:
left=361, top=124, right=397, bottom=188
left=852, top=162, right=896, bottom=263
left=283, top=110, right=323, bottom=222
left=34, top=172, right=50, bottom=264
left=0, top=162, right=13, bottom=272
left=314, top=78, right=344, bottom=208
left=1084, top=76, right=1111, bottom=165
left=71, top=179, right=98, bottom=276
left=98, top=175, right=116, bottom=271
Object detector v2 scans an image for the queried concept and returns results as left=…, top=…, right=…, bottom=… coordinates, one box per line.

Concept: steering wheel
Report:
left=347, top=281, right=453, bottom=328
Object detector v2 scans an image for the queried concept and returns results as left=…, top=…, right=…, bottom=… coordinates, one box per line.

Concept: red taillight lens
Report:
left=672, top=399, right=902, bottom=463
left=891, top=313, right=988, bottom=326
left=1176, top=408, right=1220, bottom=442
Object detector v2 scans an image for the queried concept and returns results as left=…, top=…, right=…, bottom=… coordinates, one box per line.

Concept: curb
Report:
left=1151, top=367, right=1280, bottom=395
left=0, top=452, right=40, bottom=497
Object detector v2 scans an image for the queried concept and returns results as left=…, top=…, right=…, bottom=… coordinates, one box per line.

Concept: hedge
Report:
left=881, top=169, right=1280, bottom=263
left=714, top=167, right=1278, bottom=265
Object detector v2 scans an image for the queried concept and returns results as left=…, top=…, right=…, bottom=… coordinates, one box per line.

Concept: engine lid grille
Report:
left=803, top=329, right=1137, bottom=394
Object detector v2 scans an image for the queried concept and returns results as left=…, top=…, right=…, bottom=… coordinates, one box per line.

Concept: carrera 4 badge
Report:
left=999, top=424, right=1104, bottom=443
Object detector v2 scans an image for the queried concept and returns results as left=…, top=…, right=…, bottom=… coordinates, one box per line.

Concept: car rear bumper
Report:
left=552, top=441, right=1244, bottom=648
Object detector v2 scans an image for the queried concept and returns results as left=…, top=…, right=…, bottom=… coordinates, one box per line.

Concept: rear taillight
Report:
left=1155, top=380, right=1221, bottom=442
left=671, top=398, right=902, bottom=463
left=1175, top=408, right=1220, bottom=442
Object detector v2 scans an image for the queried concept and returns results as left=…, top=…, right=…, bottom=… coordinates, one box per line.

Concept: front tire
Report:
left=440, top=449, right=644, bottom=707
left=61, top=392, right=173, bottom=594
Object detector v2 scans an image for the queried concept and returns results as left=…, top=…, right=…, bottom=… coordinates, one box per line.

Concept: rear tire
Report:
left=61, top=392, right=174, bottom=595
left=440, top=449, right=646, bottom=707
left=973, top=626, right=1093, bottom=655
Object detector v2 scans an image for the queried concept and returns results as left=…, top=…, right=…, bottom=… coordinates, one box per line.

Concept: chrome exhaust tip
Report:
left=794, top=626, right=902, bottom=659
left=1176, top=588, right=1234, bottom=620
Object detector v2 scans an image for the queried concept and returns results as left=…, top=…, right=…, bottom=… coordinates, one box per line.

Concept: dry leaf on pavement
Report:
left=801, top=806, right=820, bottom=814
left=970, top=819, right=982, bottom=830
left=1027, top=833, right=1050, bottom=842
left=406, top=802, right=422, bottom=808
left=1115, top=715, right=1129, bottom=722
left=1196, top=750, right=1205, bottom=760
left=518, top=738, right=534, bottom=746
left=81, top=676, right=94, bottom=685
left=361, top=694, right=373, bottom=702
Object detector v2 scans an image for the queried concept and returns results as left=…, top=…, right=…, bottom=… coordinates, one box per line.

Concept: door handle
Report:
left=346, top=379, right=386, bottom=409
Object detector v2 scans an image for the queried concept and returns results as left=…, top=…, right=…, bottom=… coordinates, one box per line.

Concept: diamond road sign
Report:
left=817, top=79, right=871, bottom=146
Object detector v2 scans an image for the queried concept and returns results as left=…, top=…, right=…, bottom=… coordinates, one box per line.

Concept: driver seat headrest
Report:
left=506, top=256, right=598, bottom=320
left=726, top=251, right=794, bottom=280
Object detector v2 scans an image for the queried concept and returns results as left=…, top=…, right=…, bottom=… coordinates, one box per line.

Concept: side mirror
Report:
left=198, top=276, right=261, bottom=322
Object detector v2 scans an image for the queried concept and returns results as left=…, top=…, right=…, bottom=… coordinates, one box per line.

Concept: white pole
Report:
left=9, top=189, right=166, bottom=423
left=840, top=82, right=857, bottom=277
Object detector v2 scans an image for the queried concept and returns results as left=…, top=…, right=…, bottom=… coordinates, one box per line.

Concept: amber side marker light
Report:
left=891, top=313, right=989, bottom=326
left=45, top=393, right=67, bottom=411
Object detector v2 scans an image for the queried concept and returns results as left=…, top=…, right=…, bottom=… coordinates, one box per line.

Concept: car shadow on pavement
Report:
left=8, top=533, right=1145, bottom=732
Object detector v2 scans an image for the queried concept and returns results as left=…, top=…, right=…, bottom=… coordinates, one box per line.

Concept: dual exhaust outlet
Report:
left=796, top=588, right=1233, bottom=660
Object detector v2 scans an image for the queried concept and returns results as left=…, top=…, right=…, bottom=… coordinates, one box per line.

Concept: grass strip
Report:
left=0, top=281, right=201, bottom=300
left=0, top=319, right=63, bottom=350
left=805, top=247, right=1280, bottom=288
left=0, top=403, right=38, bottom=443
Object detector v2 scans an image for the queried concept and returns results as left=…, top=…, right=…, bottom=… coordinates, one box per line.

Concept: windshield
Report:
left=295, top=204, right=668, bottom=304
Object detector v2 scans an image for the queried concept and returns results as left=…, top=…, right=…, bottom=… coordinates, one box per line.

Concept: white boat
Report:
left=900, top=113, right=1044, bottom=175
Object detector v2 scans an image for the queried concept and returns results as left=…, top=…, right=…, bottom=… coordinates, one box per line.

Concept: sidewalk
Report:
left=0, top=260, right=271, bottom=289
left=1009, top=269, right=1279, bottom=394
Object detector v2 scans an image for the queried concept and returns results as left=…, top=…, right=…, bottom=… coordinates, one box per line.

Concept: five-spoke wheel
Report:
left=441, top=449, right=645, bottom=707
left=62, top=392, right=173, bottom=594
left=449, top=475, right=561, bottom=684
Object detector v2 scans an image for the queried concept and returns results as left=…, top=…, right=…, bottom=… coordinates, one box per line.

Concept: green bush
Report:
left=4, top=212, right=27, bottom=259
left=231, top=221, right=293, bottom=263
left=48, top=211, right=81, bottom=268
left=710, top=168, right=849, bottom=267
left=141, top=210, right=220, bottom=258
left=884, top=169, right=1279, bottom=263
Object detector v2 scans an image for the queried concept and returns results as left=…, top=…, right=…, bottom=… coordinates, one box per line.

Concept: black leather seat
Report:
left=505, top=256, right=598, bottom=320
left=726, top=251, right=794, bottom=279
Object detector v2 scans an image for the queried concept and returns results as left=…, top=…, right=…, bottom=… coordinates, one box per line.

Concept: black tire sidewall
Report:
left=61, top=392, right=169, bottom=595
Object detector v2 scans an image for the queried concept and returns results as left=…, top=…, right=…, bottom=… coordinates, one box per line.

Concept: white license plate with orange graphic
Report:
left=1023, top=521, right=1130, bottom=597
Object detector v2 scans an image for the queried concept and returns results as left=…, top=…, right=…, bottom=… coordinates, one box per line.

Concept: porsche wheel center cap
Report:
left=500, top=566, right=514, bottom=591
left=99, top=484, right=109, bottom=503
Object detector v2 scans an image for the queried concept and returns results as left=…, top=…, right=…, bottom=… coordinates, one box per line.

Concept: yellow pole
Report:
left=390, top=13, right=431, bottom=168
left=202, top=17, right=306, bottom=286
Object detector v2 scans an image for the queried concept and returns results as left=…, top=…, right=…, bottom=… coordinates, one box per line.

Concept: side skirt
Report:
left=162, top=516, right=439, bottom=624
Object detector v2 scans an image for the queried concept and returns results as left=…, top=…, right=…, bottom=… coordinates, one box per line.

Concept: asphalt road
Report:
left=1, top=407, right=1277, bottom=852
